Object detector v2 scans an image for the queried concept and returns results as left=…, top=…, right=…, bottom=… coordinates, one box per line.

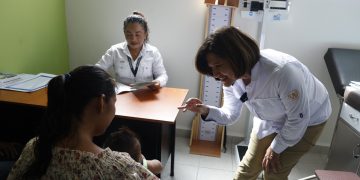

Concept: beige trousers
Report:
left=233, top=122, right=326, bottom=180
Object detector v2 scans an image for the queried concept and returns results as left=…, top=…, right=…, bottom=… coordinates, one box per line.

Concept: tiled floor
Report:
left=161, top=135, right=328, bottom=180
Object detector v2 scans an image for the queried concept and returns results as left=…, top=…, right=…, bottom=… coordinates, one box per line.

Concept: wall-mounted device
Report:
left=234, top=0, right=291, bottom=166
left=239, top=0, right=290, bottom=21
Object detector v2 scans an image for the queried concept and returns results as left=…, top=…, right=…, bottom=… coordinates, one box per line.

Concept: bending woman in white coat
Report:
left=96, top=11, right=168, bottom=90
left=178, top=27, right=331, bottom=180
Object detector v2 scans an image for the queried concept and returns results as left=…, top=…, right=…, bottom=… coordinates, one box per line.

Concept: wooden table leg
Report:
left=170, top=122, right=176, bottom=176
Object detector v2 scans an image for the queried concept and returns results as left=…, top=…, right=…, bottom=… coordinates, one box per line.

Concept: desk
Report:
left=0, top=87, right=188, bottom=176
left=0, top=88, right=47, bottom=107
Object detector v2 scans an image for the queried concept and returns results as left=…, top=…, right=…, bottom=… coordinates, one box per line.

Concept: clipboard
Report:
left=129, top=81, right=157, bottom=89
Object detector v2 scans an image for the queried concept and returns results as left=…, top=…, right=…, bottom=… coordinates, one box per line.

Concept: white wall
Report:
left=230, top=0, right=360, bottom=146
left=65, top=0, right=206, bottom=133
left=65, top=0, right=360, bottom=146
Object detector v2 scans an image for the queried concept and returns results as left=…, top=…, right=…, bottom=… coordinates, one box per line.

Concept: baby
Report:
left=103, top=127, right=163, bottom=174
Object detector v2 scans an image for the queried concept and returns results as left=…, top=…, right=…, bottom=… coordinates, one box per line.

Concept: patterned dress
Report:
left=7, top=138, right=158, bottom=180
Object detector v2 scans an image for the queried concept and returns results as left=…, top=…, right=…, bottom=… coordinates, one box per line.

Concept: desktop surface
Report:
left=115, top=87, right=188, bottom=123
left=0, top=87, right=188, bottom=123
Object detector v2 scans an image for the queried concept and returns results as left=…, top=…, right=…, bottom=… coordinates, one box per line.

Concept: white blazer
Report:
left=96, top=42, right=168, bottom=87
left=205, top=49, right=332, bottom=153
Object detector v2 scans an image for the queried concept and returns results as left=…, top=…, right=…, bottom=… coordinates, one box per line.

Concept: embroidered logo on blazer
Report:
left=288, top=89, right=299, bottom=101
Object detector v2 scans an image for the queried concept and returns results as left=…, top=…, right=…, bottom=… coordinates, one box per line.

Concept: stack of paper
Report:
left=0, top=73, right=23, bottom=87
left=350, top=81, right=360, bottom=90
left=0, top=73, right=56, bottom=92
left=115, top=82, right=136, bottom=94
left=129, top=81, right=156, bottom=89
left=115, top=81, right=157, bottom=94
left=115, top=81, right=156, bottom=94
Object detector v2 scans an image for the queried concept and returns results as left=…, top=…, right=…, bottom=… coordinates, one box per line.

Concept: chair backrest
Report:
left=324, top=48, right=360, bottom=96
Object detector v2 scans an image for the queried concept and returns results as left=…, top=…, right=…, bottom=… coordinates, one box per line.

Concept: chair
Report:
left=315, top=170, right=360, bottom=180
left=324, top=48, right=360, bottom=98
left=300, top=48, right=360, bottom=180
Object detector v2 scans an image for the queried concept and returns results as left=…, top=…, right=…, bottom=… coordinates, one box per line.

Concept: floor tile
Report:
left=175, top=151, right=201, bottom=167
left=168, top=135, right=328, bottom=180
left=197, top=167, right=234, bottom=180
left=198, top=153, right=233, bottom=171
left=161, top=163, right=198, bottom=180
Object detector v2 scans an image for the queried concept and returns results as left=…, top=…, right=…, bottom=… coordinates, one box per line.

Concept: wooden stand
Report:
left=188, top=2, right=238, bottom=158
left=189, top=114, right=225, bottom=157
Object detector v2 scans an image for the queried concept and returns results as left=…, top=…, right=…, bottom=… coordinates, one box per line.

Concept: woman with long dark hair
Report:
left=7, top=65, right=157, bottom=179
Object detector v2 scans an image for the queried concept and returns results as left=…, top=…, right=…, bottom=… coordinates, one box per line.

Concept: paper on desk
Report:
left=0, top=72, right=17, bottom=80
left=129, top=81, right=156, bottom=89
left=115, top=82, right=136, bottom=94
left=350, top=81, right=360, bottom=90
left=0, top=74, right=35, bottom=88
left=0, top=73, right=56, bottom=92
left=115, top=81, right=157, bottom=94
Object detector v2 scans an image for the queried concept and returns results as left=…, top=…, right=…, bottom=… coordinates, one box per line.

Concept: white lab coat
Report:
left=205, top=49, right=332, bottom=153
left=96, top=42, right=168, bottom=86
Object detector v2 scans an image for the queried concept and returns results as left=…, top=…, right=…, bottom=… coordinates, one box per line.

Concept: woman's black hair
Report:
left=123, top=11, right=149, bottom=43
left=23, top=65, right=115, bottom=178
left=195, top=26, right=260, bottom=78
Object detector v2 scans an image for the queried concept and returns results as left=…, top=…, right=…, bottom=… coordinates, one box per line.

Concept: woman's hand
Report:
left=178, top=98, right=209, bottom=116
left=147, top=80, right=161, bottom=90
left=262, top=147, right=281, bottom=174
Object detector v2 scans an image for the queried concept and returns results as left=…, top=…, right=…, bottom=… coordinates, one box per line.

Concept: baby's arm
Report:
left=147, top=159, right=163, bottom=175
left=141, top=154, right=163, bottom=174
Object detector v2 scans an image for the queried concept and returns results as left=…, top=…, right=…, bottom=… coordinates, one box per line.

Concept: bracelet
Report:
left=142, top=158, right=148, bottom=169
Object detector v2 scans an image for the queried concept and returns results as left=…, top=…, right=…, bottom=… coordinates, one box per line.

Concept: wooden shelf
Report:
left=189, top=114, right=224, bottom=157
left=190, top=139, right=222, bottom=157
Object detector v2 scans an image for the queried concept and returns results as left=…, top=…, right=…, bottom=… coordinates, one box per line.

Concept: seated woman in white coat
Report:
left=96, top=11, right=168, bottom=90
